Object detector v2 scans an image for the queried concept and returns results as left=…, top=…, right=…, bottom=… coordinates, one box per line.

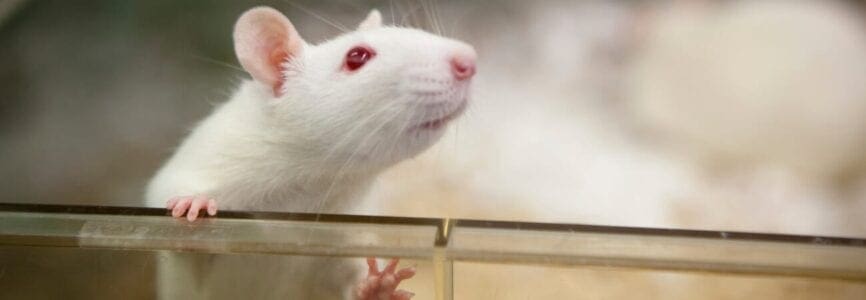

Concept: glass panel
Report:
left=0, top=246, right=157, bottom=299
left=452, top=262, right=866, bottom=300
left=2, top=203, right=866, bottom=299
left=0, top=246, right=436, bottom=300
left=0, top=207, right=440, bottom=259
left=0, top=204, right=441, bottom=299
left=448, top=225, right=866, bottom=280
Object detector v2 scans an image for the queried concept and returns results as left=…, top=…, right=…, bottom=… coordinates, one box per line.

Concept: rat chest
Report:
left=209, top=174, right=369, bottom=214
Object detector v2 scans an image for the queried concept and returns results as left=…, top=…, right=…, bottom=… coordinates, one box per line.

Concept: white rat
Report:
left=145, top=6, right=475, bottom=299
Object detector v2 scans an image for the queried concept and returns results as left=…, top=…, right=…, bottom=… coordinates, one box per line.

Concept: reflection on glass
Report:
left=1, top=203, right=865, bottom=299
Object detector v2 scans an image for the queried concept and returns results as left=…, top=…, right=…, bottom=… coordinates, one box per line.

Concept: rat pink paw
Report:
left=166, top=195, right=217, bottom=221
left=354, top=258, right=416, bottom=300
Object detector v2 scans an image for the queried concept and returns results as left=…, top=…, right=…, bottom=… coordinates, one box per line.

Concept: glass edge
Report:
left=2, top=202, right=863, bottom=248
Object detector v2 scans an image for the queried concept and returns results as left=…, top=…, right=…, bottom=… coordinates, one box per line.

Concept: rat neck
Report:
left=232, top=81, right=391, bottom=174
left=201, top=82, right=386, bottom=212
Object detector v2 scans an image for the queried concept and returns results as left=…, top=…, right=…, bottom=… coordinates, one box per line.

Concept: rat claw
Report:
left=367, top=257, right=380, bottom=275
left=395, top=267, right=416, bottom=281
left=166, top=197, right=180, bottom=210
left=166, top=195, right=217, bottom=221
left=383, top=258, right=400, bottom=274
left=393, top=290, right=415, bottom=300
left=207, top=199, right=218, bottom=216
left=187, top=196, right=204, bottom=221
left=355, top=258, right=415, bottom=300
left=171, top=197, right=192, bottom=218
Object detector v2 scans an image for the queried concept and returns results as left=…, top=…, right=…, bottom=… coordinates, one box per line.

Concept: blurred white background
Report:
left=3, top=1, right=866, bottom=299
left=1, top=0, right=865, bottom=238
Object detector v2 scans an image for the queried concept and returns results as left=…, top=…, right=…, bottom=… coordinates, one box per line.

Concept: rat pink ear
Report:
left=357, top=9, right=383, bottom=30
left=233, top=7, right=305, bottom=97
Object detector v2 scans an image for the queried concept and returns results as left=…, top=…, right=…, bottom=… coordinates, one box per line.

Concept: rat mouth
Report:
left=412, top=100, right=467, bottom=131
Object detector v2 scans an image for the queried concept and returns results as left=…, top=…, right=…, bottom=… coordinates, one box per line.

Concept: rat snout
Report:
left=450, top=48, right=477, bottom=81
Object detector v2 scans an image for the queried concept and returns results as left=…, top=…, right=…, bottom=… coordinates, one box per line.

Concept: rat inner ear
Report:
left=358, top=9, right=383, bottom=31
left=233, top=7, right=305, bottom=97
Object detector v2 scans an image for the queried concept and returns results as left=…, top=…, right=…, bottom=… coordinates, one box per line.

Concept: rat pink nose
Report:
left=450, top=54, right=476, bottom=81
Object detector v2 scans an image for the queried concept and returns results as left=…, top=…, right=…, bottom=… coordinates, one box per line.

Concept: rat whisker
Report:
left=400, top=1, right=425, bottom=29
left=313, top=104, right=407, bottom=218
left=369, top=104, right=413, bottom=163
left=389, top=0, right=396, bottom=25
left=189, top=54, right=246, bottom=73
left=420, top=0, right=434, bottom=35
left=319, top=100, right=403, bottom=166
left=393, top=0, right=408, bottom=27
left=369, top=105, right=411, bottom=165
left=280, top=0, right=350, bottom=33
left=428, top=0, right=445, bottom=36
left=446, top=1, right=476, bottom=38
left=379, top=98, right=422, bottom=162
left=317, top=100, right=403, bottom=175
left=330, top=0, right=365, bottom=12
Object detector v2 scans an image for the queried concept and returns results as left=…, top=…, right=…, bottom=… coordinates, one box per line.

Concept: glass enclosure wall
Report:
left=2, top=203, right=865, bottom=299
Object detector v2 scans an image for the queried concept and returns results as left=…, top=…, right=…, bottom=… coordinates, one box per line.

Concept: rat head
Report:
left=234, top=7, right=476, bottom=172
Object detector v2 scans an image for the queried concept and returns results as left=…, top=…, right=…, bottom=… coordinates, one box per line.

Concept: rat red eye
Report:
left=344, top=46, right=376, bottom=71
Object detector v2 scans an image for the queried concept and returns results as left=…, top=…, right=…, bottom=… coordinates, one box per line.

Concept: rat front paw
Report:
left=354, top=258, right=416, bottom=300
left=166, top=195, right=217, bottom=221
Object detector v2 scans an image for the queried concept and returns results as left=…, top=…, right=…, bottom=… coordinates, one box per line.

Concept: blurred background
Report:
left=2, top=0, right=866, bottom=236
left=4, top=0, right=866, bottom=299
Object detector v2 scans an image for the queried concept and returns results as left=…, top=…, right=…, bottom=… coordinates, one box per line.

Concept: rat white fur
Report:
left=145, top=7, right=475, bottom=299
left=146, top=8, right=474, bottom=212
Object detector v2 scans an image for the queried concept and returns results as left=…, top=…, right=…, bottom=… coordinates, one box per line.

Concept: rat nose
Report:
left=450, top=52, right=476, bottom=81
